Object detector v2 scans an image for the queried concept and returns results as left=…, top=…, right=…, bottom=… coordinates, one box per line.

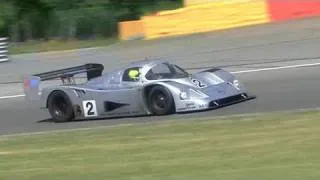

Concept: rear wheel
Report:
left=47, top=91, right=74, bottom=123
left=147, top=86, right=175, bottom=115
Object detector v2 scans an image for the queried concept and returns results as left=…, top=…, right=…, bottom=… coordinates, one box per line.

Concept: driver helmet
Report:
left=128, top=69, right=140, bottom=80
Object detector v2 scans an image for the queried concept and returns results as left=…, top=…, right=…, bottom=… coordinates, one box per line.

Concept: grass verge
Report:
left=9, top=38, right=118, bottom=54
left=1, top=110, right=320, bottom=180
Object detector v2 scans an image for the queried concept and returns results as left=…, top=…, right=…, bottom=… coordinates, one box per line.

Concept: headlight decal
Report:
left=232, top=79, right=241, bottom=90
left=180, top=91, right=188, bottom=100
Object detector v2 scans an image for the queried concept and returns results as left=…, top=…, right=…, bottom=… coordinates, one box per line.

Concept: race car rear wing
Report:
left=23, top=63, right=104, bottom=104
left=33, top=63, right=104, bottom=81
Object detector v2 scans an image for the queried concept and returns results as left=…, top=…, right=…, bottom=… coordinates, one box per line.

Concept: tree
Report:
left=109, top=0, right=157, bottom=21
left=0, top=0, right=183, bottom=41
left=7, top=0, right=53, bottom=41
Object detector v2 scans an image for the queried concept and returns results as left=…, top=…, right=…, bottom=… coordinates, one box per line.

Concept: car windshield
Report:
left=145, top=63, right=189, bottom=80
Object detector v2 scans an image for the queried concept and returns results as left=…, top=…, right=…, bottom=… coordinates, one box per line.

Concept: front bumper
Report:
left=176, top=93, right=255, bottom=112
left=208, top=93, right=256, bottom=109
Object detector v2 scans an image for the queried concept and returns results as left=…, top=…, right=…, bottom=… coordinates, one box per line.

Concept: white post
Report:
left=0, top=37, right=9, bottom=62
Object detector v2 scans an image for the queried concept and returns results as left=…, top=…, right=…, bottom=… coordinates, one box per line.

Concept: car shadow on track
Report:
left=37, top=114, right=155, bottom=124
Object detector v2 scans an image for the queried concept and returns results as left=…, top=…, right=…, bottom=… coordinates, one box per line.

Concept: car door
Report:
left=104, top=67, right=145, bottom=116
left=82, top=67, right=145, bottom=118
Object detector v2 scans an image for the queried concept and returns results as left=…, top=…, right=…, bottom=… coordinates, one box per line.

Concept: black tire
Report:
left=147, top=86, right=175, bottom=115
left=47, top=90, right=74, bottom=123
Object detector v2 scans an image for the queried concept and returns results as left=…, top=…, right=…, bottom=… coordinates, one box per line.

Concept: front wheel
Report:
left=47, top=90, right=74, bottom=123
left=147, top=86, right=175, bottom=115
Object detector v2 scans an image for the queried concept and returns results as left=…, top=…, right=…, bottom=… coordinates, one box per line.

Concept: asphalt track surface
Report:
left=1, top=18, right=320, bottom=135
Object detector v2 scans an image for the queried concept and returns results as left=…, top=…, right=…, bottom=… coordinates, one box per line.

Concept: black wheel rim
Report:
left=152, top=91, right=168, bottom=110
left=52, top=96, right=68, bottom=117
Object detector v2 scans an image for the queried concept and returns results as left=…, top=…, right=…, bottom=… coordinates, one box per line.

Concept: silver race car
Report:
left=23, top=60, right=255, bottom=122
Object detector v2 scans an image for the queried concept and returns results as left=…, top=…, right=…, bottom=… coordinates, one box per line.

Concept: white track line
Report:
left=1, top=62, right=320, bottom=100
left=231, top=62, right=320, bottom=74
left=0, top=123, right=136, bottom=138
left=0, top=94, right=25, bottom=100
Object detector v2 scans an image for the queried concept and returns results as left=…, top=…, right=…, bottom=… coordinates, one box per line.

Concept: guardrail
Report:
left=119, top=0, right=320, bottom=40
left=0, top=37, right=9, bottom=62
left=141, top=0, right=269, bottom=39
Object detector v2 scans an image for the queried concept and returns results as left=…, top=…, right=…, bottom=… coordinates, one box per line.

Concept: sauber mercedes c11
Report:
left=23, top=60, right=255, bottom=122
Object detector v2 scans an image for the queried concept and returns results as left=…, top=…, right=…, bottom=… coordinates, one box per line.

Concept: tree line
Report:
left=0, top=0, right=182, bottom=42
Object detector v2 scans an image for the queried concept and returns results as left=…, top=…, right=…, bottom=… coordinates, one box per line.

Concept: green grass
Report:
left=1, top=110, right=320, bottom=180
left=9, top=38, right=118, bottom=54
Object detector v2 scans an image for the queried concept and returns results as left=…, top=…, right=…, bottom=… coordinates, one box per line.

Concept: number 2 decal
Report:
left=83, top=100, right=98, bottom=117
left=191, top=78, right=207, bottom=88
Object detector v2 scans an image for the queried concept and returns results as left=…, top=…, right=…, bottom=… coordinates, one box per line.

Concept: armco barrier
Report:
left=184, top=0, right=220, bottom=6
left=184, top=0, right=254, bottom=6
left=0, top=37, right=9, bottom=62
left=142, top=0, right=269, bottom=39
left=118, top=20, right=145, bottom=40
left=267, top=0, right=320, bottom=22
left=118, top=0, right=320, bottom=40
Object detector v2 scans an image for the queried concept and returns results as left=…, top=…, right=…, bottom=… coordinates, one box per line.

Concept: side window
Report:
left=122, top=67, right=141, bottom=82
left=145, top=63, right=171, bottom=80
left=151, top=63, right=171, bottom=74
